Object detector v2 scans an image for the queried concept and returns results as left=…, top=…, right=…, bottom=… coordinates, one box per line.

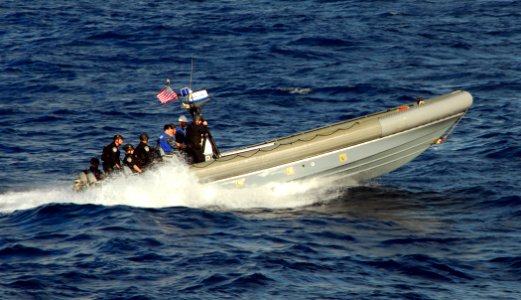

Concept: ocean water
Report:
left=1, top=0, right=520, bottom=299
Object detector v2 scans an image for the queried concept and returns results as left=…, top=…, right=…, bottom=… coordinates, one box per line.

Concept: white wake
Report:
left=0, top=160, right=347, bottom=213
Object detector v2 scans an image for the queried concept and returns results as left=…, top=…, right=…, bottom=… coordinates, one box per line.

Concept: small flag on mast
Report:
left=156, top=85, right=178, bottom=104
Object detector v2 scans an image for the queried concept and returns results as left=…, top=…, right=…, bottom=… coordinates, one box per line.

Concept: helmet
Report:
left=178, top=115, right=188, bottom=123
left=123, top=144, right=134, bottom=152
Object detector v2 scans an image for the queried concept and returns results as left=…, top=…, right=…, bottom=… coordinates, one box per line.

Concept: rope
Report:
left=442, top=109, right=467, bottom=138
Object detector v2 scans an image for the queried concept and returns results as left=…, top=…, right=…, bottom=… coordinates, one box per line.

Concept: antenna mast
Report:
left=189, top=57, right=194, bottom=89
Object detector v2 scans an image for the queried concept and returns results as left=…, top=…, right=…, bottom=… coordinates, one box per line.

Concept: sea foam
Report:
left=0, top=160, right=348, bottom=213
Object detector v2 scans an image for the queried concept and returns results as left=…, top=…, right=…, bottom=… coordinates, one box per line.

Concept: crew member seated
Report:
left=101, top=134, right=124, bottom=174
left=158, top=124, right=181, bottom=158
left=134, top=133, right=161, bottom=170
left=122, top=144, right=142, bottom=174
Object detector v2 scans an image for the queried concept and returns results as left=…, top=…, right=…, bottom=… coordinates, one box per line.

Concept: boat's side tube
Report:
left=192, top=119, right=383, bottom=182
left=378, top=90, right=473, bottom=136
left=192, top=90, right=473, bottom=183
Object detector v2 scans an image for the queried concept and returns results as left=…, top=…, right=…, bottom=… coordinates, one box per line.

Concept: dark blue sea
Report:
left=1, top=1, right=520, bottom=299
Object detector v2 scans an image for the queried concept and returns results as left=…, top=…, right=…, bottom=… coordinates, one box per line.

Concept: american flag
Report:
left=156, top=86, right=178, bottom=104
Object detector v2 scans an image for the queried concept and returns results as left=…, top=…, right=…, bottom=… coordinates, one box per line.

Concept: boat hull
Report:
left=191, top=90, right=472, bottom=188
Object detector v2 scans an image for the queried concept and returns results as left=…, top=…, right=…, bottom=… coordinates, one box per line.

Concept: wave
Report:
left=359, top=254, right=474, bottom=283
left=0, top=244, right=53, bottom=257
left=183, top=272, right=274, bottom=293
left=381, top=237, right=462, bottom=246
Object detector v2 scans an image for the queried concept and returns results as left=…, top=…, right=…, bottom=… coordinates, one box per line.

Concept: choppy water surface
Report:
left=1, top=1, right=520, bottom=299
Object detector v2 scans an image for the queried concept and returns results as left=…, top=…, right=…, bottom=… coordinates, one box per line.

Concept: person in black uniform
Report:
left=101, top=134, right=124, bottom=174
left=134, top=132, right=160, bottom=170
left=185, top=115, right=209, bottom=164
left=122, top=144, right=142, bottom=174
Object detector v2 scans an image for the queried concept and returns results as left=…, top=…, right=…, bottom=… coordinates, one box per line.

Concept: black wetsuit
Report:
left=134, top=142, right=156, bottom=169
left=186, top=122, right=208, bottom=163
left=123, top=153, right=139, bottom=173
left=101, top=142, right=121, bottom=173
